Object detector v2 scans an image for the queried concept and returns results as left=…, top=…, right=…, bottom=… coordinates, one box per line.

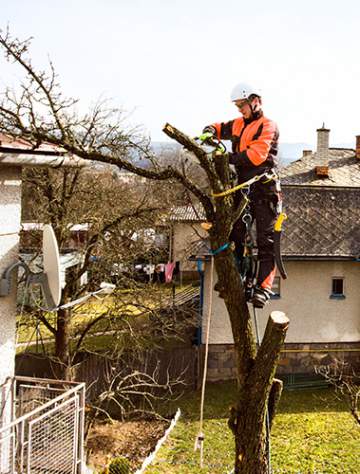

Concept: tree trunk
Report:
left=232, top=313, right=289, bottom=473
left=55, top=307, right=72, bottom=380
left=162, top=124, right=290, bottom=474
left=215, top=247, right=289, bottom=473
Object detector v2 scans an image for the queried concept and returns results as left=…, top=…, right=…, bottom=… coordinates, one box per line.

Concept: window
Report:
left=271, top=276, right=281, bottom=298
left=330, top=277, right=345, bottom=299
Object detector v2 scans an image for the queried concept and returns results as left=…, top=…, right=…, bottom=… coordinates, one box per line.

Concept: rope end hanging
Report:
left=194, top=432, right=205, bottom=452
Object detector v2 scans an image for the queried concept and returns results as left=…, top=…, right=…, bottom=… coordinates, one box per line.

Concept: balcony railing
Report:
left=0, top=376, right=85, bottom=474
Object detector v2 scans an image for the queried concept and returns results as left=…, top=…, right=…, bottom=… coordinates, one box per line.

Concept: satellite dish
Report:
left=42, top=225, right=61, bottom=308
left=1, top=224, right=114, bottom=311
left=0, top=224, right=62, bottom=310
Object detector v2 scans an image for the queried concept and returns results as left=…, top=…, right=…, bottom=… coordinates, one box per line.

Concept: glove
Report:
left=202, top=125, right=216, bottom=136
left=198, top=125, right=217, bottom=144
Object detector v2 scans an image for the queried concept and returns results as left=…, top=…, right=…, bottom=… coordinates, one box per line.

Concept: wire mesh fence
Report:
left=0, top=376, right=85, bottom=474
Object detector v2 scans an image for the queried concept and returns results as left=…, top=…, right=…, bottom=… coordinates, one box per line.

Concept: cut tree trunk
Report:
left=232, top=312, right=289, bottom=473
left=163, top=123, right=290, bottom=474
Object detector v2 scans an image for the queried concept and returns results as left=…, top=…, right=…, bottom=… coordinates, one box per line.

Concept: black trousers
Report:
left=230, top=189, right=278, bottom=289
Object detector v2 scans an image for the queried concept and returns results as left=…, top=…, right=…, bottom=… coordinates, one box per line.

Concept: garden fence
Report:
left=0, top=376, right=85, bottom=474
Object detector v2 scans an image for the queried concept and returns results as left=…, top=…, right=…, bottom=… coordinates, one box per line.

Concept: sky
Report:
left=1, top=0, right=360, bottom=147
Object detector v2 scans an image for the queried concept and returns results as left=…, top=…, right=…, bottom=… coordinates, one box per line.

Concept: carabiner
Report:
left=242, top=212, right=252, bottom=226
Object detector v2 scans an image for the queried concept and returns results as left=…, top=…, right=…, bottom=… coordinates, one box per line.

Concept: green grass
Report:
left=16, top=283, right=189, bottom=347
left=146, top=382, right=360, bottom=474
left=16, top=284, right=193, bottom=354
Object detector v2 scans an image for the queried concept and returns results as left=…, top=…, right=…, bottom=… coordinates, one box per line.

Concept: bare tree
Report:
left=20, top=164, right=187, bottom=381
left=316, top=360, right=360, bottom=426
left=0, top=30, right=289, bottom=473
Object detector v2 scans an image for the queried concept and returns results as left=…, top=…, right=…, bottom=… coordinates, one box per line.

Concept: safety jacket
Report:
left=213, top=111, right=279, bottom=181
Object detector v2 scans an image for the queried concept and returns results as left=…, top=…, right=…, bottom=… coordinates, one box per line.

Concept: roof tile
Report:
left=280, top=149, right=360, bottom=186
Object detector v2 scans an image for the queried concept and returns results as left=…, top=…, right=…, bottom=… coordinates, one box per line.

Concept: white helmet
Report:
left=230, top=82, right=262, bottom=102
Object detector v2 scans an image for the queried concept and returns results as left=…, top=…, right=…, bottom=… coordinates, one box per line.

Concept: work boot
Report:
left=251, top=287, right=272, bottom=308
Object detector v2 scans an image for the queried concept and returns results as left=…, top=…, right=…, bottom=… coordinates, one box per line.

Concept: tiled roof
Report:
left=0, top=132, right=65, bottom=154
left=174, top=187, right=360, bottom=259
left=170, top=205, right=205, bottom=221
left=280, top=149, right=360, bottom=186
left=282, top=186, right=360, bottom=258
left=0, top=133, right=89, bottom=168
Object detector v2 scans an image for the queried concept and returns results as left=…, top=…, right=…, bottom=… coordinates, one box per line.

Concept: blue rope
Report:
left=210, top=242, right=230, bottom=256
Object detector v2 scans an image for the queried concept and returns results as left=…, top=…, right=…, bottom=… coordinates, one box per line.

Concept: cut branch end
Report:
left=270, top=311, right=289, bottom=327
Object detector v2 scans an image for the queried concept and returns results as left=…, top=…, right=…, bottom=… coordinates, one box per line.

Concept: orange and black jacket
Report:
left=213, top=111, right=279, bottom=181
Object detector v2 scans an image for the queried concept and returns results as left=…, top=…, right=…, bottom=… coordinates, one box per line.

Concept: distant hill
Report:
left=108, top=141, right=356, bottom=175
left=152, top=141, right=311, bottom=166
left=278, top=143, right=312, bottom=166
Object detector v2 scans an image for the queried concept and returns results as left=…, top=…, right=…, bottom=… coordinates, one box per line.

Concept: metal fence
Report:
left=0, top=376, right=85, bottom=474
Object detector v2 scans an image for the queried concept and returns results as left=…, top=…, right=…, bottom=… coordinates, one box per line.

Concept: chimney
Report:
left=302, top=150, right=312, bottom=157
left=356, top=135, right=360, bottom=160
left=315, top=123, right=330, bottom=177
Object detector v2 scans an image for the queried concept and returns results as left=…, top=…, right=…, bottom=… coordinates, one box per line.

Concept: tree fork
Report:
left=234, top=312, right=289, bottom=474
left=268, top=378, right=283, bottom=429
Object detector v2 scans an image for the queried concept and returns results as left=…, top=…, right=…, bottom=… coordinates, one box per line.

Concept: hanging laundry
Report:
left=155, top=263, right=166, bottom=283
left=165, top=262, right=176, bottom=283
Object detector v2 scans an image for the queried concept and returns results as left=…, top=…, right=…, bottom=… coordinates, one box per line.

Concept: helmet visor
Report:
left=234, top=99, right=249, bottom=109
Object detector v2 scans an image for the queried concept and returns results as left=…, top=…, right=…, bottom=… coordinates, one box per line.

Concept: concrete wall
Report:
left=0, top=166, right=21, bottom=387
left=202, top=260, right=360, bottom=344
left=204, top=342, right=360, bottom=381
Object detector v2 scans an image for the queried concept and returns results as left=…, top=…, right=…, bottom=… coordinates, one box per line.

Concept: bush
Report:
left=108, top=456, right=131, bottom=474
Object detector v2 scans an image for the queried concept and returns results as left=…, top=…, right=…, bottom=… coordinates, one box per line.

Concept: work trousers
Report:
left=230, top=190, right=278, bottom=290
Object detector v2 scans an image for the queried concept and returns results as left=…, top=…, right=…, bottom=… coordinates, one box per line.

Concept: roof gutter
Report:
left=0, top=151, right=90, bottom=168
left=283, top=255, right=357, bottom=261
left=190, top=254, right=359, bottom=262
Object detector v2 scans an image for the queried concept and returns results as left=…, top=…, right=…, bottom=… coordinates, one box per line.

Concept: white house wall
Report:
left=172, top=222, right=206, bottom=271
left=203, top=260, right=360, bottom=344
left=0, top=166, right=21, bottom=387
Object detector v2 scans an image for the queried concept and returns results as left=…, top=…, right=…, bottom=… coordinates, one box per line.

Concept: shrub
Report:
left=108, top=456, right=131, bottom=474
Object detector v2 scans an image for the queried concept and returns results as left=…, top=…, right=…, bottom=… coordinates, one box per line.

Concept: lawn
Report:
left=16, top=283, right=185, bottom=351
left=145, top=382, right=359, bottom=474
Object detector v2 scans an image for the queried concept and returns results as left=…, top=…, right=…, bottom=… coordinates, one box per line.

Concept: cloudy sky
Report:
left=1, top=0, right=360, bottom=147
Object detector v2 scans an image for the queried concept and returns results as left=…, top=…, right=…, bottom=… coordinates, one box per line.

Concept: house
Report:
left=169, top=205, right=207, bottom=281
left=0, top=134, right=87, bottom=472
left=171, top=127, right=360, bottom=381
left=0, top=133, right=86, bottom=389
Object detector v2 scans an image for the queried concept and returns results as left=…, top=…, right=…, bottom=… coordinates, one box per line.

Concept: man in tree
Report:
left=0, top=32, right=290, bottom=470
left=203, top=82, right=281, bottom=308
